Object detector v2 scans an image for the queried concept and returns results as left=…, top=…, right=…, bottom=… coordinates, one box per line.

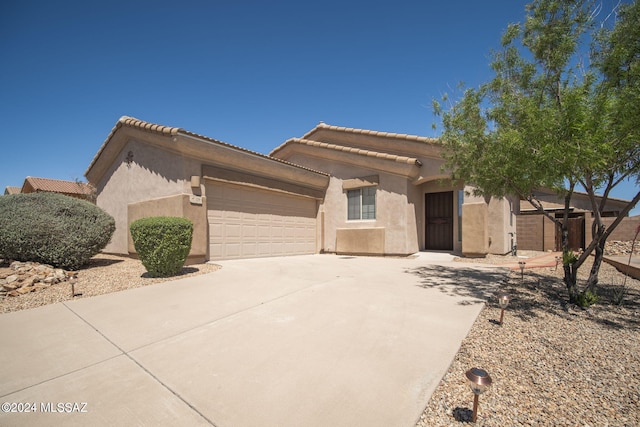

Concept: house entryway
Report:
left=425, top=191, right=453, bottom=251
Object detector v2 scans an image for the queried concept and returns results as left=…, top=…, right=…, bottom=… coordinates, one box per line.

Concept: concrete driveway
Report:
left=0, top=253, right=505, bottom=427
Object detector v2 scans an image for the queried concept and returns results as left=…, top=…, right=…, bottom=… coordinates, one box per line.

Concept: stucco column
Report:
left=461, top=202, right=489, bottom=257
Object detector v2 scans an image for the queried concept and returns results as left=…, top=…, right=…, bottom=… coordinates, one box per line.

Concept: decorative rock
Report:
left=0, top=261, right=74, bottom=297
left=17, top=286, right=33, bottom=294
left=605, top=240, right=640, bottom=256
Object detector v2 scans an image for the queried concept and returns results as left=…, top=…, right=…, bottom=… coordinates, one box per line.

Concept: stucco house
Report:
left=85, top=116, right=516, bottom=262
left=4, top=177, right=93, bottom=200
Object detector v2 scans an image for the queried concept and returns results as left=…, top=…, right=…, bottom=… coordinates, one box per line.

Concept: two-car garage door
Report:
left=207, top=181, right=318, bottom=260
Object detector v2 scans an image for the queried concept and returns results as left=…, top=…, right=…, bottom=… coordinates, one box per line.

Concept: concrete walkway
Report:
left=0, top=253, right=505, bottom=427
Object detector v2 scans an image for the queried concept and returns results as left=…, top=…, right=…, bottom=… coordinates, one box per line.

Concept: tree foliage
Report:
left=434, top=0, right=640, bottom=304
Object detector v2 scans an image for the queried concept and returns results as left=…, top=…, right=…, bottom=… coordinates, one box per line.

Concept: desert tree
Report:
left=434, top=0, right=640, bottom=304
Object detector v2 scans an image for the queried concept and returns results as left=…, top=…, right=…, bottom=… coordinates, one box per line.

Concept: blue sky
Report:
left=1, top=0, right=637, bottom=214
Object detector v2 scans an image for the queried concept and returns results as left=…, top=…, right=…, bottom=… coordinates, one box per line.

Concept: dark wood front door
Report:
left=425, top=191, right=453, bottom=250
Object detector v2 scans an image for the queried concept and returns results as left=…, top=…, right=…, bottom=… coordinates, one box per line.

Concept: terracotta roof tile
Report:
left=283, top=138, right=422, bottom=166
left=22, top=177, right=92, bottom=195
left=4, top=186, right=21, bottom=195
left=86, top=116, right=329, bottom=180
left=302, top=122, right=440, bottom=145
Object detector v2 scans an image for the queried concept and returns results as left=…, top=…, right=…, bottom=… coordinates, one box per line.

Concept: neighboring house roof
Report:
left=530, top=187, right=631, bottom=203
left=3, top=186, right=21, bottom=195
left=522, top=187, right=630, bottom=215
left=21, top=177, right=93, bottom=197
left=520, top=201, right=582, bottom=212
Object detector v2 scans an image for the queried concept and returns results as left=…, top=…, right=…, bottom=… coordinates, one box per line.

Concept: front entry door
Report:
left=425, top=191, right=453, bottom=251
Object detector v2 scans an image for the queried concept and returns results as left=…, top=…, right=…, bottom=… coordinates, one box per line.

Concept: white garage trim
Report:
left=206, top=180, right=318, bottom=260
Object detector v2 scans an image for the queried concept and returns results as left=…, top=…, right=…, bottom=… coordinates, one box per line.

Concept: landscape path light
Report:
left=498, top=293, right=510, bottom=325
left=465, top=367, right=492, bottom=423
left=518, top=260, right=526, bottom=279
left=67, top=272, right=81, bottom=298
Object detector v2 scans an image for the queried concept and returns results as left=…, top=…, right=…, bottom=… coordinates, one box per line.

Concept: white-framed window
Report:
left=347, top=186, right=376, bottom=220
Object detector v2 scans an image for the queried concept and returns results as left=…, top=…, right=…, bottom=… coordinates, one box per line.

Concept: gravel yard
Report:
left=418, top=250, right=640, bottom=426
left=0, top=255, right=220, bottom=314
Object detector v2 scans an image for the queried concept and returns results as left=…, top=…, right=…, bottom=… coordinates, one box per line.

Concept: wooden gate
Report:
left=555, top=216, right=585, bottom=251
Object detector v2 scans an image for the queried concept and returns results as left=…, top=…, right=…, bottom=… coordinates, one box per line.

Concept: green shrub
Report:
left=562, top=250, right=578, bottom=266
left=577, top=289, right=600, bottom=308
left=129, top=216, right=193, bottom=277
left=0, top=192, right=115, bottom=270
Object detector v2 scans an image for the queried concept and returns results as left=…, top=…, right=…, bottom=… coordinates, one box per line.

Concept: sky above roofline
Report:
left=1, top=0, right=636, bottom=214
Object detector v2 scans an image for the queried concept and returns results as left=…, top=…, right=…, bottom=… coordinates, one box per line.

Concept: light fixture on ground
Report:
left=465, top=367, right=492, bottom=423
left=67, top=272, right=81, bottom=297
left=518, top=260, right=526, bottom=279
left=498, top=294, right=510, bottom=325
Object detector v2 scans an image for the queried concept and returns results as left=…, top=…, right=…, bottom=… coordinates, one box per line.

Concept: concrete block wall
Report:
left=517, top=214, right=558, bottom=251
left=601, top=215, right=640, bottom=241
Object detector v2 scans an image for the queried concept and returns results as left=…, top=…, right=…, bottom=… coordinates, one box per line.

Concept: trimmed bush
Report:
left=129, top=216, right=193, bottom=277
left=0, top=192, right=115, bottom=270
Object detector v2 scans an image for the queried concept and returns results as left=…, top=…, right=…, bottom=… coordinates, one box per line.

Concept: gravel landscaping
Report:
left=418, top=249, right=640, bottom=426
left=0, top=255, right=220, bottom=314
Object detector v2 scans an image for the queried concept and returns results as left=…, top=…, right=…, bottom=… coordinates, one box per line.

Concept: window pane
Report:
left=347, top=189, right=360, bottom=220
left=361, top=187, right=376, bottom=219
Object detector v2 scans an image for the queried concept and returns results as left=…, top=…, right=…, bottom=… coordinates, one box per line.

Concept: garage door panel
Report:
left=242, top=224, right=258, bottom=238
left=227, top=224, right=242, bottom=238
left=206, top=181, right=317, bottom=260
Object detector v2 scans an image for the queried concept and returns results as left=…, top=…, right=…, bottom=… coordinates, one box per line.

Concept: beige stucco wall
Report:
left=94, top=139, right=202, bottom=255
left=461, top=202, right=489, bottom=256
left=462, top=190, right=516, bottom=255
left=283, top=152, right=472, bottom=256
left=287, top=154, right=419, bottom=256
left=335, top=228, right=385, bottom=254
left=487, top=196, right=517, bottom=254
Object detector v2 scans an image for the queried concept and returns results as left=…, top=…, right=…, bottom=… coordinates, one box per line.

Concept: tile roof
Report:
left=279, top=138, right=423, bottom=166
left=302, top=122, right=440, bottom=145
left=3, top=186, right=21, bottom=195
left=22, top=177, right=93, bottom=195
left=86, top=116, right=329, bottom=179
